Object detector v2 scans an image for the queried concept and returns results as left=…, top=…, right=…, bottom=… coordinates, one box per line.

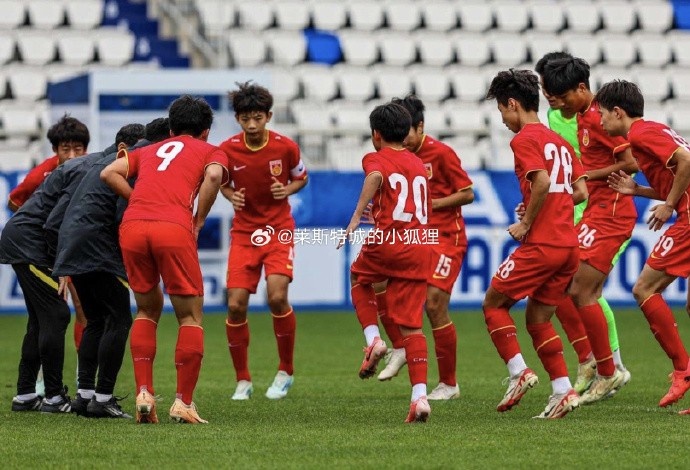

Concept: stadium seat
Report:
left=421, top=2, right=459, bottom=32
left=304, top=29, right=341, bottom=65
left=65, top=0, right=104, bottom=30
left=0, top=106, right=40, bottom=136
left=27, top=0, right=64, bottom=29
left=669, top=31, right=690, bottom=67
left=7, top=67, right=46, bottom=101
left=668, top=106, right=690, bottom=134
left=421, top=103, right=449, bottom=135
left=95, top=29, right=135, bottom=66
left=0, top=1, right=26, bottom=29
left=16, top=32, right=56, bottom=66
left=564, top=4, right=601, bottom=33
left=632, top=66, right=670, bottom=103
left=635, top=1, right=673, bottom=33
left=338, top=31, right=378, bottom=66
left=600, top=1, right=637, bottom=33
left=453, top=33, right=490, bottom=66
left=445, top=102, right=489, bottom=135
left=447, top=66, right=488, bottom=102
left=330, top=101, right=371, bottom=134
left=373, top=65, right=413, bottom=100
left=490, top=33, right=528, bottom=66
left=670, top=69, right=690, bottom=101
left=290, top=99, right=334, bottom=133
left=327, top=136, right=368, bottom=170
left=457, top=2, right=493, bottom=32
left=563, top=32, right=601, bottom=66
left=266, top=31, right=306, bottom=67
left=334, top=65, right=376, bottom=102
left=348, top=1, right=385, bottom=31
left=265, top=66, right=300, bottom=103
left=527, top=1, right=565, bottom=33
left=592, top=66, right=634, bottom=90
left=378, top=32, right=417, bottom=66
left=0, top=35, right=14, bottom=65
left=410, top=66, right=451, bottom=103
left=634, top=32, right=672, bottom=67
left=598, top=33, right=637, bottom=68
left=237, top=1, right=274, bottom=30
left=311, top=1, right=347, bottom=30
left=227, top=31, right=267, bottom=67
left=297, top=64, right=338, bottom=101
left=195, top=0, right=235, bottom=35
left=417, top=32, right=455, bottom=67
left=273, top=1, right=311, bottom=31
left=384, top=1, right=422, bottom=32
left=493, top=0, right=529, bottom=33
left=56, top=33, right=95, bottom=66
left=643, top=103, right=669, bottom=125
left=441, top=137, right=484, bottom=170
left=525, top=33, right=565, bottom=66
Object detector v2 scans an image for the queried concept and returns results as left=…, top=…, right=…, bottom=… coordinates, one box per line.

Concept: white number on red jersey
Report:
left=155, top=141, right=184, bottom=171
left=543, top=143, right=574, bottom=194
left=388, top=173, right=428, bottom=224
left=662, top=129, right=690, bottom=152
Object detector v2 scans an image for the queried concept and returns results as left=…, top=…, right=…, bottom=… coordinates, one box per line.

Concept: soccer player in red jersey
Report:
left=483, top=69, right=587, bottom=419
left=101, top=95, right=228, bottom=424
left=339, top=102, right=433, bottom=423
left=542, top=57, right=638, bottom=404
left=597, top=80, right=690, bottom=410
left=374, top=95, right=474, bottom=402
left=219, top=82, right=307, bottom=401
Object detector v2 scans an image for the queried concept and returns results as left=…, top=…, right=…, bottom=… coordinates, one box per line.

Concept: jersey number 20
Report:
left=388, top=173, right=428, bottom=224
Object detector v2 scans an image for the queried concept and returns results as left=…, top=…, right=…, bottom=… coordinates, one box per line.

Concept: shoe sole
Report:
left=497, top=376, right=539, bottom=412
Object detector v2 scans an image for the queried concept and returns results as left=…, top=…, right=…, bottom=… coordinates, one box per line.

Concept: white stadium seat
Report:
left=563, top=33, right=601, bottom=66
left=417, top=32, right=455, bottom=67
left=411, top=66, right=451, bottom=103
left=669, top=31, right=690, bottom=67
left=592, top=65, right=633, bottom=90
left=373, top=65, right=413, bottom=100
left=490, top=33, right=528, bottom=66
left=311, top=1, right=347, bottom=30
left=7, top=67, right=47, bottom=101
left=273, top=1, right=310, bottom=31
left=457, top=2, right=493, bottom=32
left=0, top=106, right=40, bottom=136
left=378, top=32, right=417, bottom=66
left=27, top=0, right=64, bottom=29
left=564, top=4, right=601, bottom=33
left=348, top=1, right=385, bottom=31
left=266, top=31, right=305, bottom=67
left=16, top=32, right=56, bottom=66
left=327, top=137, right=368, bottom=170
left=421, top=2, right=458, bottom=32
left=668, top=106, right=690, bottom=135
left=195, top=0, right=235, bottom=34
left=334, top=66, right=375, bottom=102
left=634, top=32, right=672, bottom=67
left=453, top=33, right=490, bottom=66
left=670, top=70, right=690, bottom=102
left=420, top=103, right=449, bottom=135
left=227, top=31, right=266, bottom=67
left=56, top=33, right=95, bottom=66
left=297, top=64, right=338, bottom=101
left=65, top=0, right=104, bottom=30
left=290, top=99, right=334, bottom=133
left=600, top=1, right=638, bottom=33
left=632, top=67, right=670, bottom=103
left=598, top=33, right=637, bottom=68
left=0, top=35, right=14, bottom=64
left=447, top=67, right=488, bottom=102
left=384, top=1, right=422, bottom=32
left=95, top=29, right=135, bottom=66
left=527, top=1, right=565, bottom=33
left=265, top=66, right=300, bottom=103
left=635, top=1, right=673, bottom=33
left=492, top=0, right=529, bottom=33
left=644, top=103, right=669, bottom=125
left=339, top=31, right=379, bottom=66
left=525, top=33, right=565, bottom=66
left=0, top=1, right=26, bottom=29
left=445, top=102, right=489, bottom=135
left=330, top=101, right=371, bottom=134
left=237, top=1, right=274, bottom=30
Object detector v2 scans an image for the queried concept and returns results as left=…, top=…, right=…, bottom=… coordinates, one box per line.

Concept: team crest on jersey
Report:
left=270, top=159, right=283, bottom=176
left=582, top=129, right=590, bottom=147
left=424, top=162, right=433, bottom=179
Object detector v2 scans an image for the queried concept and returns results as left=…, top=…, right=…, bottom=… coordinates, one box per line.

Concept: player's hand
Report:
left=514, top=202, right=526, bottom=221
left=337, top=221, right=358, bottom=250
left=607, top=170, right=636, bottom=195
left=507, top=221, right=529, bottom=241
left=231, top=187, right=246, bottom=210
left=271, top=177, right=288, bottom=200
left=193, top=217, right=204, bottom=241
left=647, top=203, right=674, bottom=231
left=57, top=276, right=70, bottom=301
left=360, top=202, right=374, bottom=224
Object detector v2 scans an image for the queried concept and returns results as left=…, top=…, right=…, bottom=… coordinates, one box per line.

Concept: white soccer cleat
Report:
left=579, top=369, right=625, bottom=405
left=533, top=389, right=579, bottom=419
left=265, top=371, right=294, bottom=400
left=573, top=357, right=596, bottom=394
left=231, top=380, right=253, bottom=401
left=496, top=368, right=539, bottom=412
left=377, top=347, right=407, bottom=381
left=427, top=382, right=460, bottom=401
left=607, top=365, right=631, bottom=398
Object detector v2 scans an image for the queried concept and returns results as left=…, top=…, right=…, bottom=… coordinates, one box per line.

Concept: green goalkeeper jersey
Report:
left=547, top=108, right=580, bottom=158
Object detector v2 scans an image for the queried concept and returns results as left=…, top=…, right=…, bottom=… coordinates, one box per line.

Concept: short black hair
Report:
left=369, top=103, right=412, bottom=143
left=168, top=95, right=213, bottom=137
left=47, top=114, right=90, bottom=148
left=541, top=57, right=590, bottom=96
left=391, top=94, right=425, bottom=127
left=595, top=80, right=644, bottom=118
left=535, top=51, right=573, bottom=76
left=486, top=69, right=540, bottom=112
left=145, top=117, right=170, bottom=143
left=115, top=123, right=145, bottom=147
left=229, top=81, right=273, bottom=114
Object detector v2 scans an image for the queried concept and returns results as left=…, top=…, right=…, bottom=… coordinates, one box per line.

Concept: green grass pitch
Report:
left=1, top=309, right=690, bottom=468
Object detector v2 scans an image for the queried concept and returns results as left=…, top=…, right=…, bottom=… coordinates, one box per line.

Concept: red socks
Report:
left=484, top=307, right=521, bottom=363
left=73, top=321, right=85, bottom=351
left=376, top=290, right=404, bottom=349
left=130, top=318, right=157, bottom=395
left=432, top=323, right=457, bottom=386
left=226, top=320, right=251, bottom=381
left=526, top=322, right=568, bottom=380
left=641, top=293, right=690, bottom=371
left=578, top=303, right=615, bottom=376
left=352, top=284, right=378, bottom=330
left=555, top=297, right=592, bottom=363
left=403, top=333, right=428, bottom=387
left=175, top=325, right=204, bottom=405
left=272, top=309, right=296, bottom=375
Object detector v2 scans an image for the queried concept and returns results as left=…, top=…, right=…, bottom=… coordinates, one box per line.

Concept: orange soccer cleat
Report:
left=135, top=390, right=158, bottom=424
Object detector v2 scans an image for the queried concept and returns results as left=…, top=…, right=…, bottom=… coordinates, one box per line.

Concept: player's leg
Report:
left=374, top=280, right=406, bottom=380
left=426, top=286, right=460, bottom=400
left=555, top=296, right=595, bottom=393
left=350, top=272, right=387, bottom=379
left=265, top=273, right=296, bottom=399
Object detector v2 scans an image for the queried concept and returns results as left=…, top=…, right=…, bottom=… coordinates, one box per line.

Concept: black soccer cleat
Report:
left=70, top=393, right=92, bottom=416
left=39, top=387, right=71, bottom=413
left=86, top=396, right=132, bottom=419
left=11, top=395, right=43, bottom=412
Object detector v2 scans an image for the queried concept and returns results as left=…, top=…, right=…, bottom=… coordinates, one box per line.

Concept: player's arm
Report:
left=271, top=154, right=309, bottom=200
left=508, top=170, right=549, bottom=241
left=608, top=170, right=661, bottom=200
left=586, top=146, right=638, bottom=181
left=338, top=172, right=382, bottom=249
left=100, top=157, right=133, bottom=200
left=7, top=199, right=19, bottom=212
left=432, top=187, right=474, bottom=210
left=194, top=163, right=225, bottom=238
left=572, top=177, right=588, bottom=205
left=648, top=147, right=690, bottom=231
left=7, top=164, right=45, bottom=211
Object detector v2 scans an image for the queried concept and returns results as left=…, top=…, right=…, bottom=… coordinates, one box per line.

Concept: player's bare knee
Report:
left=631, top=280, right=650, bottom=304
left=227, top=299, right=248, bottom=322
left=426, top=298, right=449, bottom=328
left=267, top=293, right=289, bottom=314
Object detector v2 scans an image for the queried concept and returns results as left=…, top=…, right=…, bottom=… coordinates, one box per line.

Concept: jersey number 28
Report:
left=543, top=143, right=574, bottom=194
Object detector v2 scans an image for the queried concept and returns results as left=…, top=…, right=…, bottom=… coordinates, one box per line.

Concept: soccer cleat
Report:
left=169, top=398, right=208, bottom=424
left=70, top=393, right=92, bottom=416
left=231, top=380, right=254, bottom=400
left=39, top=387, right=71, bottom=413
left=87, top=397, right=132, bottom=419
left=573, top=357, right=596, bottom=394
left=496, top=368, right=539, bottom=412
left=427, top=383, right=460, bottom=401
left=533, top=389, right=579, bottom=419
left=11, top=395, right=42, bottom=412
left=607, top=365, right=632, bottom=398
left=377, top=347, right=407, bottom=381
left=659, top=370, right=690, bottom=407
left=359, top=336, right=387, bottom=379
left=405, top=396, right=431, bottom=423
left=265, top=371, right=294, bottom=400
left=135, top=390, right=159, bottom=424
left=579, top=369, right=625, bottom=405
left=679, top=408, right=690, bottom=415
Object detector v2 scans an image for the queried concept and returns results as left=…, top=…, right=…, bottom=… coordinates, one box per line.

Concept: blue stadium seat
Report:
left=673, top=1, right=690, bottom=29
left=304, top=29, right=341, bottom=65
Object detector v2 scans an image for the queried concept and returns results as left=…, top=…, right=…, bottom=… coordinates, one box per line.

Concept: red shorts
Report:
left=119, top=220, right=203, bottom=296
left=576, top=216, right=635, bottom=274
left=226, top=241, right=294, bottom=293
left=491, top=244, right=579, bottom=306
left=647, top=222, right=690, bottom=278
left=427, top=242, right=466, bottom=294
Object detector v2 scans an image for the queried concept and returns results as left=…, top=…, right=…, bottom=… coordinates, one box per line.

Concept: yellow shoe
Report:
left=135, top=390, right=158, bottom=424
left=573, top=358, right=596, bottom=394
left=169, top=398, right=208, bottom=424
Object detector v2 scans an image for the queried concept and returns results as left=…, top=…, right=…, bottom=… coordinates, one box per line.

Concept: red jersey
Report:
left=122, top=135, right=228, bottom=232
left=577, top=102, right=636, bottom=219
left=219, top=131, right=307, bottom=245
left=415, top=135, right=473, bottom=246
left=628, top=119, right=690, bottom=224
left=362, top=146, right=432, bottom=280
left=8, top=155, right=58, bottom=208
left=511, top=123, right=579, bottom=247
